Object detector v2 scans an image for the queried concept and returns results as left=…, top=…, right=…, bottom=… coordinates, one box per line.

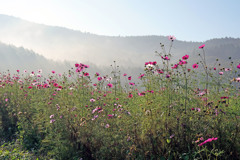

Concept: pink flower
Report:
left=182, top=55, right=189, bottom=60
left=75, top=63, right=79, bottom=67
left=97, top=77, right=102, bottom=81
left=123, top=73, right=127, bottom=76
left=172, top=64, right=178, bottom=69
left=53, top=83, right=58, bottom=87
left=28, top=86, right=33, bottom=89
left=95, top=72, right=100, bottom=76
left=50, top=119, right=55, bottom=123
left=128, top=93, right=133, bottom=98
left=219, top=72, right=223, bottom=75
left=179, top=60, right=187, bottom=65
left=84, top=72, right=89, bottom=76
left=105, top=124, right=110, bottom=128
left=128, top=76, right=132, bottom=80
left=237, top=64, right=240, bottom=69
left=90, top=98, right=95, bottom=102
left=108, top=114, right=113, bottom=119
left=168, top=35, right=176, bottom=41
left=129, top=82, right=135, bottom=86
left=16, top=70, right=20, bottom=73
left=198, top=137, right=218, bottom=146
left=107, top=83, right=113, bottom=88
left=192, top=64, right=198, bottom=69
left=138, top=74, right=145, bottom=79
left=52, top=71, right=55, bottom=74
left=199, top=44, right=205, bottom=49
left=162, top=56, right=170, bottom=60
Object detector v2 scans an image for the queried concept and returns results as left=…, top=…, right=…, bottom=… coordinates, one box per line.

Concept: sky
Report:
left=0, top=0, right=240, bottom=41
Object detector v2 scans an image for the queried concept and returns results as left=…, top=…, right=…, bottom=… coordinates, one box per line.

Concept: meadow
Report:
left=0, top=37, right=240, bottom=160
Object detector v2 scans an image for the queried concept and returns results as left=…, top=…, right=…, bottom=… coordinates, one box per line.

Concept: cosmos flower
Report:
left=168, top=35, right=176, bottom=41
left=97, top=77, right=102, bottom=81
left=107, top=83, right=113, bottom=88
left=138, top=74, right=144, bottom=79
left=75, top=63, right=79, bottom=67
left=199, top=44, right=205, bottom=49
left=90, top=98, right=95, bottom=102
left=182, top=54, right=189, bottom=60
left=198, top=137, right=218, bottom=146
left=192, top=64, right=198, bottom=69
left=237, top=64, right=240, bottom=69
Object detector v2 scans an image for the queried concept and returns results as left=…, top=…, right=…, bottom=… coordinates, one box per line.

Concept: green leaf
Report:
left=167, top=139, right=171, bottom=144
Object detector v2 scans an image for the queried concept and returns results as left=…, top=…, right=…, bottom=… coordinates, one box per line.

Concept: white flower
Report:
left=146, top=64, right=154, bottom=68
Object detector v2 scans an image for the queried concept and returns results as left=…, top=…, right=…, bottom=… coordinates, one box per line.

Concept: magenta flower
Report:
left=179, top=60, right=187, bottom=65
left=107, top=83, right=113, bottom=88
left=97, top=77, right=102, bottom=81
left=198, top=137, right=218, bottom=146
left=95, top=72, right=100, bottom=76
left=84, top=72, right=89, bottom=76
left=199, top=44, right=205, bottom=49
left=53, top=83, right=58, bottom=87
left=237, top=64, right=240, bottom=69
left=182, top=54, right=189, bottom=60
left=52, top=71, right=55, bottom=74
left=162, top=56, right=170, bottom=60
left=75, top=63, right=79, bottom=67
left=108, top=114, right=113, bottom=119
left=123, top=73, right=127, bottom=76
left=128, top=93, right=133, bottom=98
left=172, top=64, right=178, bottom=69
left=129, top=82, right=135, bottom=86
left=192, top=64, right=198, bottom=69
left=138, top=74, right=145, bottom=79
left=128, top=76, right=132, bottom=80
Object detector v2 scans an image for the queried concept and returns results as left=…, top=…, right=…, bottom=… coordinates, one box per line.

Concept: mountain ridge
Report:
left=0, top=14, right=239, bottom=68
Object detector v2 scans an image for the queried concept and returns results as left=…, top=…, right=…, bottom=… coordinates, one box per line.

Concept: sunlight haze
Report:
left=0, top=0, right=239, bottom=41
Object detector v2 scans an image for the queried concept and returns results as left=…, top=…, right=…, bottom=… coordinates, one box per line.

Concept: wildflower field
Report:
left=0, top=37, right=240, bottom=160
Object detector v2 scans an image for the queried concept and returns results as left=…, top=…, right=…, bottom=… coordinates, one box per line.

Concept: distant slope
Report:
left=0, top=41, right=71, bottom=74
left=0, top=14, right=239, bottom=68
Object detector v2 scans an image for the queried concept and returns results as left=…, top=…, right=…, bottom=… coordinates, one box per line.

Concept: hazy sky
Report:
left=0, top=0, right=239, bottom=41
